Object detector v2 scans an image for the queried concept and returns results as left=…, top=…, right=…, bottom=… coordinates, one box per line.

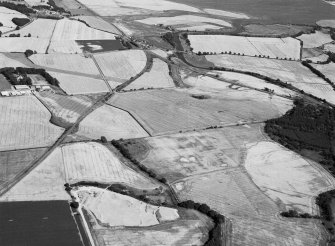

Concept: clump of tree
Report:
left=47, top=0, right=70, bottom=13
left=281, top=209, right=315, bottom=218
left=316, top=190, right=335, bottom=221
left=24, top=49, right=34, bottom=57
left=9, top=33, right=20, bottom=37
left=178, top=200, right=225, bottom=246
left=12, top=17, right=30, bottom=26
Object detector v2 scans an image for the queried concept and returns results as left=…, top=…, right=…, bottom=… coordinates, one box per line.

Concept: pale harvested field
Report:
left=94, top=50, right=147, bottom=80
left=0, top=7, right=28, bottom=33
left=0, top=38, right=48, bottom=53
left=125, top=59, right=174, bottom=90
left=245, top=141, right=335, bottom=214
left=204, top=8, right=249, bottom=19
left=297, top=31, right=333, bottom=48
left=25, top=0, right=48, bottom=6
left=0, top=148, right=47, bottom=190
left=0, top=148, right=68, bottom=201
left=76, top=0, right=200, bottom=16
left=136, top=15, right=232, bottom=28
left=0, top=96, right=63, bottom=151
left=72, top=15, right=121, bottom=34
left=189, top=35, right=300, bottom=60
left=30, top=54, right=100, bottom=76
left=312, top=62, right=335, bottom=82
left=15, top=19, right=57, bottom=38
left=317, top=19, right=335, bottom=28
left=48, top=40, right=83, bottom=54
left=78, top=186, right=178, bottom=226
left=132, top=125, right=265, bottom=182
left=206, top=54, right=335, bottom=104
left=77, top=104, right=149, bottom=140
left=36, top=91, right=93, bottom=125
left=62, top=142, right=156, bottom=188
left=51, top=18, right=116, bottom=40
left=150, top=49, right=169, bottom=58
left=0, top=53, right=27, bottom=67
left=48, top=72, right=109, bottom=95
left=176, top=24, right=223, bottom=31
left=93, top=220, right=211, bottom=246
left=108, top=88, right=292, bottom=135
left=324, top=43, right=335, bottom=53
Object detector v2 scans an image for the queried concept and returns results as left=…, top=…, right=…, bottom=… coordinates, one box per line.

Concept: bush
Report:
left=24, top=49, right=34, bottom=57
left=101, top=136, right=107, bottom=143
left=70, top=201, right=79, bottom=209
left=12, top=17, right=30, bottom=27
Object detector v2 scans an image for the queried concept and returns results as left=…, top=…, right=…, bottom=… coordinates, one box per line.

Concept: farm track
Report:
left=91, top=54, right=113, bottom=92
left=0, top=92, right=113, bottom=197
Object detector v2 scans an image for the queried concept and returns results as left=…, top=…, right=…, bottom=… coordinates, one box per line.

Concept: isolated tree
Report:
left=24, top=49, right=34, bottom=57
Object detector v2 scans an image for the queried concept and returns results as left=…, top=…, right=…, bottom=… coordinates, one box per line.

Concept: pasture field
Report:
left=297, top=31, right=333, bottom=48
left=25, top=0, right=48, bottom=5
left=0, top=74, right=12, bottom=90
left=0, top=53, right=27, bottom=67
left=204, top=8, right=249, bottom=18
left=77, top=104, right=149, bottom=140
left=0, top=148, right=47, bottom=191
left=28, top=74, right=48, bottom=85
left=150, top=49, right=169, bottom=58
left=94, top=50, right=147, bottom=80
left=76, top=0, right=199, bottom=16
left=0, top=148, right=68, bottom=201
left=136, top=15, right=232, bottom=29
left=78, top=186, right=178, bottom=226
left=301, top=47, right=323, bottom=59
left=317, top=19, right=335, bottom=28
left=30, top=53, right=100, bottom=76
left=245, top=141, right=335, bottom=214
left=312, top=62, right=335, bottom=82
left=0, top=96, right=63, bottom=151
left=189, top=35, right=300, bottom=60
left=72, top=15, right=121, bottom=34
left=0, top=201, right=84, bottom=246
left=0, top=7, right=28, bottom=33
left=14, top=19, right=57, bottom=38
left=206, top=54, right=335, bottom=104
left=303, top=54, right=329, bottom=63
left=51, top=18, right=116, bottom=40
left=36, top=92, right=94, bottom=126
left=241, top=24, right=313, bottom=37
left=62, top=142, right=157, bottom=189
left=108, top=88, right=292, bottom=135
left=0, top=37, right=48, bottom=53
left=124, top=59, right=174, bottom=90
left=48, top=72, right=109, bottom=95
left=124, top=125, right=265, bottom=182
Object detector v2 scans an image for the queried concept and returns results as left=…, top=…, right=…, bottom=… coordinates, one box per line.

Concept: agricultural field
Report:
left=241, top=24, right=313, bottom=37
left=206, top=54, right=335, bottom=104
left=0, top=96, right=63, bottom=151
left=48, top=71, right=110, bottom=95
left=51, top=18, right=116, bottom=40
left=0, top=148, right=68, bottom=201
left=36, top=92, right=94, bottom=126
left=0, top=201, right=84, bottom=246
left=124, top=125, right=265, bottom=182
left=324, top=43, right=335, bottom=53
left=25, top=0, right=48, bottom=5
left=203, top=8, right=249, bottom=18
left=0, top=7, right=28, bottom=33
left=94, top=50, right=147, bottom=80
left=14, top=18, right=57, bottom=38
left=297, top=30, right=333, bottom=48
left=76, top=0, right=200, bottom=16
left=136, top=15, right=232, bottom=30
left=77, top=104, right=149, bottom=140
left=245, top=141, right=335, bottom=214
left=48, top=40, right=83, bottom=54
left=78, top=186, right=178, bottom=226
left=189, top=35, right=301, bottom=60
left=303, top=53, right=329, bottom=63
left=181, top=69, right=295, bottom=97
left=0, top=37, right=49, bottom=53
left=312, top=62, right=335, bottom=81
left=72, top=15, right=121, bottom=34
left=108, top=88, right=292, bottom=135
left=62, top=142, right=157, bottom=189
left=30, top=53, right=101, bottom=76
left=0, top=148, right=47, bottom=192
left=0, top=74, right=12, bottom=90
left=0, top=53, right=27, bottom=67
left=124, top=59, right=174, bottom=90
left=317, top=19, right=335, bottom=28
